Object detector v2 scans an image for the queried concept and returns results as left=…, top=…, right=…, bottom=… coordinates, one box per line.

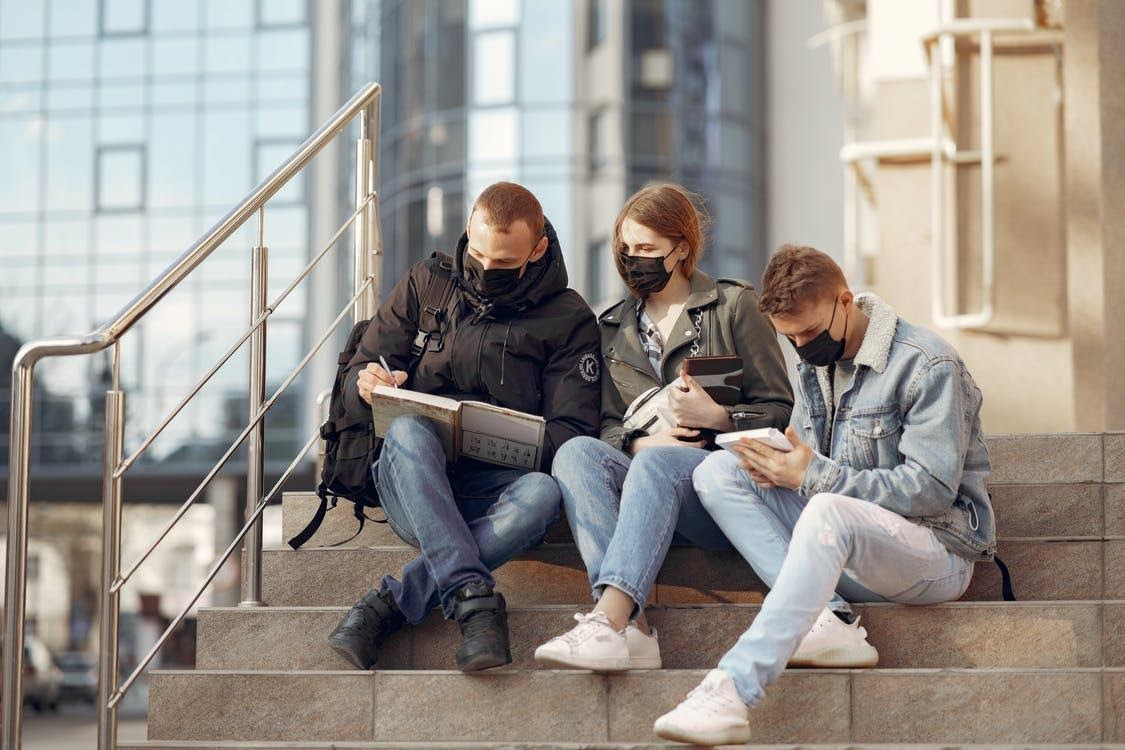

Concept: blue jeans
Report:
left=551, top=436, right=731, bottom=614
left=374, top=415, right=561, bottom=624
left=694, top=450, right=974, bottom=707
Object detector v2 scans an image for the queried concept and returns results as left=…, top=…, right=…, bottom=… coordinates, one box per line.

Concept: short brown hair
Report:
left=613, top=182, right=710, bottom=280
left=471, top=181, right=545, bottom=237
left=759, top=244, right=848, bottom=316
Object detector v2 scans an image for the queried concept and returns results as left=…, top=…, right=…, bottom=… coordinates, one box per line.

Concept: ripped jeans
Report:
left=694, top=450, right=974, bottom=707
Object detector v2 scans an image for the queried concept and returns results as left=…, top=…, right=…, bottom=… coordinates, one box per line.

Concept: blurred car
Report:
left=56, top=651, right=98, bottom=705
left=0, top=635, right=62, bottom=712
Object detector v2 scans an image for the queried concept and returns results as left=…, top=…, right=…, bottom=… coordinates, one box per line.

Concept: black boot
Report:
left=327, top=588, right=405, bottom=669
left=452, top=581, right=511, bottom=672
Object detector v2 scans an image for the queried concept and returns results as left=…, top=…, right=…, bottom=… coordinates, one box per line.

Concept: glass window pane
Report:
left=469, top=108, right=517, bottom=164
left=97, top=145, right=145, bottom=211
left=152, top=1, right=197, bottom=32
left=50, top=0, right=98, bottom=36
left=98, top=38, right=146, bottom=79
left=45, top=116, right=94, bottom=212
left=256, top=72, right=306, bottom=102
left=204, top=75, right=251, bottom=105
left=206, top=0, right=252, bottom=29
left=0, top=85, right=41, bottom=113
left=203, top=33, right=252, bottom=74
left=48, top=40, right=95, bottom=81
left=473, top=31, right=514, bottom=105
left=100, top=0, right=148, bottom=35
left=0, top=44, right=45, bottom=84
left=254, top=104, right=307, bottom=139
left=255, top=28, right=308, bottom=72
left=469, top=0, right=517, bottom=30
left=522, top=108, right=570, bottom=161
left=0, top=220, right=39, bottom=258
left=151, top=79, right=197, bottom=107
left=95, top=215, right=143, bottom=257
left=520, top=2, right=571, bottom=104
left=202, top=111, right=251, bottom=206
left=257, top=0, right=305, bottom=28
left=98, top=112, right=144, bottom=142
left=98, top=80, right=146, bottom=110
left=152, top=36, right=199, bottom=78
left=0, top=118, right=42, bottom=212
left=149, top=113, right=196, bottom=209
left=43, top=252, right=89, bottom=289
left=2, top=1, right=45, bottom=40
left=44, top=219, right=90, bottom=257
left=0, top=255, right=39, bottom=290
left=47, top=82, right=94, bottom=112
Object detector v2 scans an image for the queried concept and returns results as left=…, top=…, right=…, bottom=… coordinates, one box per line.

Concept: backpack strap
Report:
left=994, top=554, right=1016, bottom=601
left=286, top=486, right=337, bottom=549
left=411, top=254, right=456, bottom=358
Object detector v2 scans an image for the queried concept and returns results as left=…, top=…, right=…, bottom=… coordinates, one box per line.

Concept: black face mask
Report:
left=463, top=252, right=528, bottom=299
left=621, top=248, right=679, bottom=297
left=791, top=299, right=848, bottom=367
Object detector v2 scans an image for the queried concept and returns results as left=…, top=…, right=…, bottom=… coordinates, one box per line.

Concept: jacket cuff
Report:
left=800, top=453, right=840, bottom=497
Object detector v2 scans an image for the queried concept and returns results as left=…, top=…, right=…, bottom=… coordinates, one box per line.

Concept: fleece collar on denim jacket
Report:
left=811, top=292, right=898, bottom=411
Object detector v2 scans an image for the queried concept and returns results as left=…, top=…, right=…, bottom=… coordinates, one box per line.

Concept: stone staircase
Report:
left=122, top=433, right=1125, bottom=748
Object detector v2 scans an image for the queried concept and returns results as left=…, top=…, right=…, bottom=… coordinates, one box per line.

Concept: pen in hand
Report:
left=378, top=355, right=400, bottom=388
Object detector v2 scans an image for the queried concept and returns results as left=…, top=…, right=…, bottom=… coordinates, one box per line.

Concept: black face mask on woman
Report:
left=790, top=298, right=848, bottom=367
left=621, top=248, right=680, bottom=297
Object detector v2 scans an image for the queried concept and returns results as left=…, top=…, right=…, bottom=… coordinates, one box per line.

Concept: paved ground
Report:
left=18, top=704, right=147, bottom=749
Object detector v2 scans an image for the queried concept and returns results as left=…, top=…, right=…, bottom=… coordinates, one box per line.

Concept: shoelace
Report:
left=680, top=680, right=737, bottom=717
left=556, top=612, right=616, bottom=645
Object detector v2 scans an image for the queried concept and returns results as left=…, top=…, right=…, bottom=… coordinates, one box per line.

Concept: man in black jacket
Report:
left=328, top=182, right=601, bottom=672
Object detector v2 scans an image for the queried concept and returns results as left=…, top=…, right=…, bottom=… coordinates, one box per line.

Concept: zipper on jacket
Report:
left=476, top=321, right=492, bottom=394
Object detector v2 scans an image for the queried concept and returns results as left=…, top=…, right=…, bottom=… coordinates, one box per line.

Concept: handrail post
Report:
left=3, top=357, right=35, bottom=750
left=241, top=209, right=268, bottom=607
left=367, top=96, right=383, bottom=307
left=929, top=34, right=946, bottom=323
left=97, top=387, right=126, bottom=750
left=354, top=103, right=378, bottom=322
left=979, top=29, right=995, bottom=310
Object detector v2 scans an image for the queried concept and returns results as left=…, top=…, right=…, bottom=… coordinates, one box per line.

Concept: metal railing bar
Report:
left=110, top=280, right=372, bottom=593
left=107, top=426, right=321, bottom=708
left=115, top=196, right=373, bottom=478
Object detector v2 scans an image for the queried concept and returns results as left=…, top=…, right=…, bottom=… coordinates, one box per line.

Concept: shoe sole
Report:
left=327, top=637, right=374, bottom=671
left=653, top=721, right=751, bottom=746
left=457, top=650, right=512, bottom=673
left=788, top=646, right=878, bottom=668
left=533, top=651, right=632, bottom=672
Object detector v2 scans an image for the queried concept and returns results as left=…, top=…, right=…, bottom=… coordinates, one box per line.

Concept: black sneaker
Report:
left=452, top=581, right=511, bottom=672
left=327, top=588, right=405, bottom=669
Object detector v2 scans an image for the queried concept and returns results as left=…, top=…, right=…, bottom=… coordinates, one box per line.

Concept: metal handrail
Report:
left=115, top=196, right=374, bottom=478
left=3, top=82, right=384, bottom=750
left=110, top=277, right=373, bottom=595
left=108, top=280, right=370, bottom=706
left=923, top=20, right=1060, bottom=329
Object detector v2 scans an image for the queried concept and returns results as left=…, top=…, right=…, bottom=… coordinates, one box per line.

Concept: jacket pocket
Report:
left=848, top=409, right=903, bottom=469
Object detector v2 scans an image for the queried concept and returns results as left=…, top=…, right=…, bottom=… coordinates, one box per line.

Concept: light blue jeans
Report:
left=694, top=450, right=974, bottom=707
left=552, top=436, right=731, bottom=614
left=375, top=415, right=561, bottom=624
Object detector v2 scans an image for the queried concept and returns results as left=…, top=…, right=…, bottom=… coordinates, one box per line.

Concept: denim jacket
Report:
left=794, top=293, right=996, bottom=561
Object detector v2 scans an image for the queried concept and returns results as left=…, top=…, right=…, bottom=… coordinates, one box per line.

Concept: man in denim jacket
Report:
left=653, top=244, right=996, bottom=746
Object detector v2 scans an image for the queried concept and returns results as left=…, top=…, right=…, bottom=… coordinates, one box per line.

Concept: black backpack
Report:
left=287, top=255, right=457, bottom=549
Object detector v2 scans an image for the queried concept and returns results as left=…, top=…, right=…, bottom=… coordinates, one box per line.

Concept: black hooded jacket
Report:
left=342, top=219, right=602, bottom=470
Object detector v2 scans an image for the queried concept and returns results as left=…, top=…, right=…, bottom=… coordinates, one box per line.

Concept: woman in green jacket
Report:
left=535, top=182, right=793, bottom=671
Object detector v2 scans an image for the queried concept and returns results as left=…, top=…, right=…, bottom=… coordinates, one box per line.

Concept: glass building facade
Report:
left=0, top=0, right=312, bottom=478
left=1, top=0, right=766, bottom=480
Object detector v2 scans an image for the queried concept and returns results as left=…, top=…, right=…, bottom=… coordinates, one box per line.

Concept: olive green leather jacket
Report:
left=598, top=271, right=794, bottom=452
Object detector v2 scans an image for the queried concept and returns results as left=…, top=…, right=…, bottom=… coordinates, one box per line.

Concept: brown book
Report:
left=682, top=355, right=743, bottom=406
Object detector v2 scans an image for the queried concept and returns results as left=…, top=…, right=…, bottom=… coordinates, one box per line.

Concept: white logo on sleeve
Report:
left=578, top=352, right=600, bottom=382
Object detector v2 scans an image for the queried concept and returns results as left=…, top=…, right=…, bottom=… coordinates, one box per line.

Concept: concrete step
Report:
left=146, top=667, right=1124, bottom=744
left=260, top=539, right=1120, bottom=607
left=196, top=601, right=1123, bottom=672
left=282, top=480, right=1125, bottom=549
left=121, top=743, right=1125, bottom=750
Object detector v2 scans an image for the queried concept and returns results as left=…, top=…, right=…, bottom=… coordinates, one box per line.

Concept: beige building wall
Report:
left=857, top=0, right=1123, bottom=433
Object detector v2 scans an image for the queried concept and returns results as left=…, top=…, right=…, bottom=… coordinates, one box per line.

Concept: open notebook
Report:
left=370, top=385, right=546, bottom=470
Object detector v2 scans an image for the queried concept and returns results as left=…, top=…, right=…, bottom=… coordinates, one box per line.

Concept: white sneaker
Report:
left=653, top=668, right=750, bottom=746
left=789, top=608, right=879, bottom=668
left=533, top=611, right=629, bottom=671
left=625, top=621, right=662, bottom=669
